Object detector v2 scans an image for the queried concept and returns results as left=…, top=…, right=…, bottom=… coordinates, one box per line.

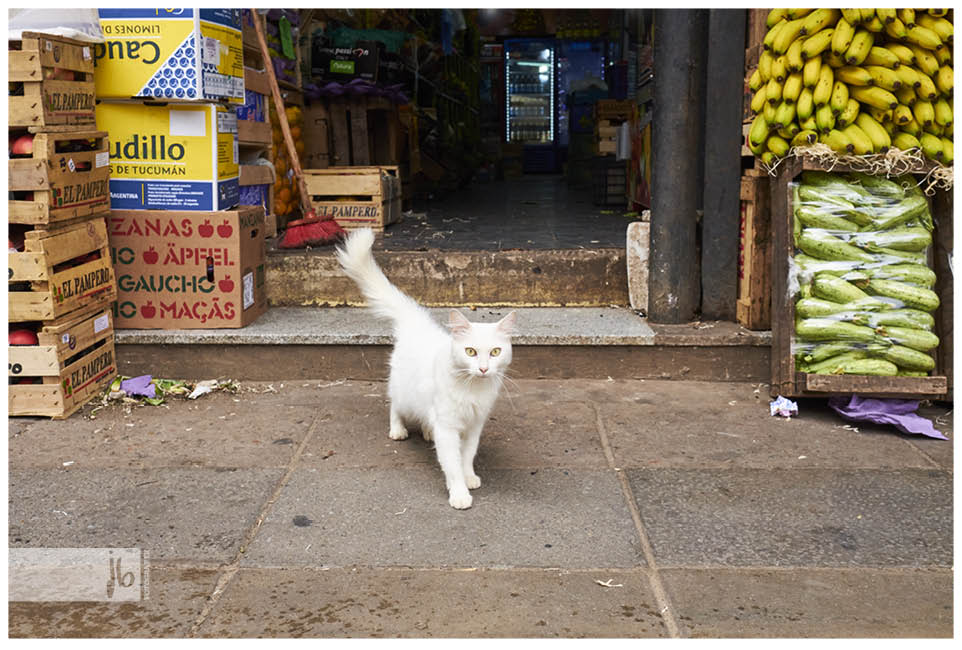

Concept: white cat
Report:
left=336, top=228, right=516, bottom=509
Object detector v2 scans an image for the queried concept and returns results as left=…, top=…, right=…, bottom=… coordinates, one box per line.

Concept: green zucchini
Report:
left=807, top=350, right=872, bottom=374
left=875, top=326, right=940, bottom=351
left=853, top=226, right=933, bottom=252
left=812, top=273, right=882, bottom=305
left=802, top=342, right=863, bottom=364
left=875, top=344, right=937, bottom=371
left=864, top=279, right=941, bottom=311
left=798, top=229, right=877, bottom=263
left=870, top=247, right=929, bottom=265
left=866, top=194, right=929, bottom=231
left=795, top=318, right=880, bottom=343
left=829, top=358, right=899, bottom=376
left=865, top=263, right=937, bottom=288
left=795, top=206, right=861, bottom=232
left=848, top=171, right=905, bottom=199
left=797, top=185, right=857, bottom=212
left=854, top=308, right=936, bottom=331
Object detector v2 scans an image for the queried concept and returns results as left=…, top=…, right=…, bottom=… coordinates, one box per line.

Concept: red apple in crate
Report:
left=10, top=134, right=34, bottom=155
left=9, top=328, right=39, bottom=345
left=198, top=220, right=214, bottom=238
left=217, top=220, right=233, bottom=238
left=219, top=275, right=234, bottom=293
left=143, top=246, right=159, bottom=264
left=46, top=67, right=76, bottom=81
left=140, top=301, right=156, bottom=319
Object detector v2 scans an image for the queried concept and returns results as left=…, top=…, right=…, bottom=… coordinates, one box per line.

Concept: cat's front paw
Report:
left=448, top=490, right=473, bottom=510
left=388, top=426, right=409, bottom=441
left=465, top=474, right=482, bottom=490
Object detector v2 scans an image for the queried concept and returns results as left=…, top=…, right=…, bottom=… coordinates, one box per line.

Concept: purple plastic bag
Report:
left=120, top=375, right=156, bottom=399
left=828, top=394, right=947, bottom=440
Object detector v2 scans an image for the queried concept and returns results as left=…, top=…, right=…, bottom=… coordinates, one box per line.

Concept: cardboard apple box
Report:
left=108, top=206, right=267, bottom=329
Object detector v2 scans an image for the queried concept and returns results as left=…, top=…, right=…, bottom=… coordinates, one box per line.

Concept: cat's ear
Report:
left=448, top=309, right=472, bottom=337
left=496, top=310, right=517, bottom=335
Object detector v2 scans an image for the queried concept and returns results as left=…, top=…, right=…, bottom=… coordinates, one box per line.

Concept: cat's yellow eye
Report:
left=465, top=347, right=477, bottom=357
left=490, top=348, right=501, bottom=357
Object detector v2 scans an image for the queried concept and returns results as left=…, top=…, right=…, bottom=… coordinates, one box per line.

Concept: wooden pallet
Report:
left=303, top=166, right=402, bottom=230
left=8, top=31, right=96, bottom=128
left=8, top=303, right=117, bottom=419
left=327, top=96, right=402, bottom=167
left=737, top=170, right=771, bottom=330
left=9, top=216, right=117, bottom=322
left=8, top=130, right=110, bottom=226
left=769, top=157, right=951, bottom=399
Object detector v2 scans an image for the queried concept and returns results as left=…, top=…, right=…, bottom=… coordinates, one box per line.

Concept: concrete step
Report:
left=266, top=247, right=629, bottom=307
left=114, top=307, right=771, bottom=382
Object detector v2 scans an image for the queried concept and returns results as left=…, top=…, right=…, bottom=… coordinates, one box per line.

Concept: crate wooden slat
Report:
left=303, top=166, right=401, bottom=230
left=769, top=156, right=951, bottom=400
left=8, top=130, right=110, bottom=225
left=237, top=66, right=272, bottom=145
left=737, top=170, right=771, bottom=330
left=9, top=217, right=117, bottom=322
left=8, top=31, right=96, bottom=128
left=8, top=305, right=117, bottom=419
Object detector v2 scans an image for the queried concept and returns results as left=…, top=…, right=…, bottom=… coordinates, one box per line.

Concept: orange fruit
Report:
left=278, top=187, right=292, bottom=203
left=290, top=125, right=301, bottom=140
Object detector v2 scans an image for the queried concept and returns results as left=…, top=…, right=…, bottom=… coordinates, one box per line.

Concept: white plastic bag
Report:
left=8, top=8, right=104, bottom=43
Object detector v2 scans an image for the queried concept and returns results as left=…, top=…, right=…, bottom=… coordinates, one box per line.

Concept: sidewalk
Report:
left=8, top=378, right=953, bottom=638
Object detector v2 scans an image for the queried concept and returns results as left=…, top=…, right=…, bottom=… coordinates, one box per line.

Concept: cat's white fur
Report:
left=336, top=228, right=515, bottom=509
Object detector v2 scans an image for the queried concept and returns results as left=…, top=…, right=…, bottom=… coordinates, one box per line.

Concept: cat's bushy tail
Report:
left=336, top=228, right=421, bottom=324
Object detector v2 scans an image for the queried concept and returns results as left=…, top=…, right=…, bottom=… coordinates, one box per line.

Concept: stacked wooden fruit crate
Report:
left=8, top=32, right=119, bottom=418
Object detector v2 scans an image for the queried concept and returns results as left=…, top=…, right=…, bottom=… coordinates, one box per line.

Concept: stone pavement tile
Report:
left=300, top=394, right=607, bottom=470
left=904, top=404, right=954, bottom=470
left=9, top=567, right=220, bottom=638
left=242, top=468, right=642, bottom=569
left=9, top=469, right=283, bottom=563
left=661, top=567, right=953, bottom=638
left=198, top=567, right=667, bottom=638
left=9, top=391, right=315, bottom=470
left=627, top=469, right=952, bottom=568
left=604, top=391, right=943, bottom=469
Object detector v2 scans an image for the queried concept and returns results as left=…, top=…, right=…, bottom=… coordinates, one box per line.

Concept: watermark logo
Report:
left=9, top=548, right=149, bottom=602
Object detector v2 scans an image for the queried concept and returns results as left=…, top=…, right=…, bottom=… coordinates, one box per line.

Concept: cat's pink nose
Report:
left=479, top=367, right=488, bottom=374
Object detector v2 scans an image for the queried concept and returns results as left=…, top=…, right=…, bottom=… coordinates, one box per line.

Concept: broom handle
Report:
left=250, top=10, right=315, bottom=218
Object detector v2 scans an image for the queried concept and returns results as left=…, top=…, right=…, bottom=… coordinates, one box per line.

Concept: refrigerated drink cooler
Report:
left=504, top=38, right=557, bottom=173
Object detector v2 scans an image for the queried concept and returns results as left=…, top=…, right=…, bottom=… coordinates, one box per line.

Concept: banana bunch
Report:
left=748, top=8, right=954, bottom=165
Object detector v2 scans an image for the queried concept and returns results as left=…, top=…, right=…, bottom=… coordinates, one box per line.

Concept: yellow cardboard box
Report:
left=95, top=8, right=244, bottom=103
left=96, top=101, right=239, bottom=211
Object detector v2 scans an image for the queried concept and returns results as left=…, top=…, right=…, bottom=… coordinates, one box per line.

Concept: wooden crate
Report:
left=769, top=157, right=950, bottom=399
left=8, top=304, right=117, bottom=419
left=737, top=170, right=771, bottom=330
left=303, top=166, right=401, bottom=230
left=595, top=121, right=620, bottom=155
left=8, top=130, right=110, bottom=226
left=327, top=96, right=402, bottom=167
left=8, top=31, right=96, bottom=128
left=745, top=9, right=768, bottom=70
left=239, top=164, right=276, bottom=238
left=594, top=99, right=633, bottom=121
left=237, top=66, right=272, bottom=146
left=9, top=216, right=117, bottom=322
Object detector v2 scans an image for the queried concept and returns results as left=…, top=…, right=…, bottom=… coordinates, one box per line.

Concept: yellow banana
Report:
left=864, top=15, right=885, bottom=33
left=786, top=38, right=805, bottom=73
left=935, top=65, right=953, bottom=97
left=759, top=50, right=774, bottom=82
left=859, top=9, right=876, bottom=23
left=748, top=114, right=770, bottom=152
left=825, top=51, right=848, bottom=69
left=767, top=77, right=783, bottom=105
left=892, top=131, right=922, bottom=151
left=766, top=8, right=790, bottom=29
left=774, top=101, right=797, bottom=128
left=840, top=9, right=862, bottom=25
left=812, top=64, right=834, bottom=106
left=896, top=85, right=918, bottom=107
left=820, top=128, right=854, bottom=154
left=800, top=28, right=835, bottom=59
left=751, top=86, right=768, bottom=114
left=863, top=46, right=901, bottom=69
left=933, top=42, right=952, bottom=65
left=915, top=13, right=953, bottom=44
left=882, top=119, right=898, bottom=137
left=749, top=68, right=763, bottom=92
left=786, top=9, right=813, bottom=20
left=865, top=65, right=903, bottom=91
left=835, top=65, right=874, bottom=86
left=943, top=121, right=952, bottom=139
left=893, top=104, right=914, bottom=125
left=884, top=17, right=908, bottom=40
left=876, top=9, right=897, bottom=24
left=901, top=116, right=922, bottom=137
left=895, top=65, right=922, bottom=90
left=830, top=80, right=850, bottom=116
left=800, top=114, right=818, bottom=132
left=778, top=122, right=800, bottom=139
left=783, top=72, right=803, bottom=104
left=850, top=85, right=899, bottom=110
left=832, top=17, right=856, bottom=56
left=940, top=137, right=952, bottom=164
left=773, top=17, right=807, bottom=55
left=925, top=122, right=943, bottom=137
left=897, top=9, right=916, bottom=27
left=913, top=100, right=936, bottom=128
left=916, top=73, right=939, bottom=101
left=905, top=25, right=944, bottom=51
left=766, top=134, right=790, bottom=157
left=919, top=132, right=944, bottom=161
left=927, top=9, right=949, bottom=18
left=842, top=123, right=874, bottom=154
left=802, top=55, right=822, bottom=88
left=934, top=97, right=953, bottom=128
left=801, top=9, right=839, bottom=36
left=837, top=97, right=860, bottom=128
left=816, top=103, right=836, bottom=133
left=855, top=112, right=892, bottom=151
left=792, top=129, right=819, bottom=147
left=908, top=45, right=940, bottom=77
left=772, top=55, right=788, bottom=83
left=763, top=97, right=777, bottom=124
left=868, top=106, right=894, bottom=124
left=796, top=86, right=815, bottom=120
left=760, top=151, right=778, bottom=167
left=844, top=30, right=874, bottom=65
left=883, top=43, right=916, bottom=67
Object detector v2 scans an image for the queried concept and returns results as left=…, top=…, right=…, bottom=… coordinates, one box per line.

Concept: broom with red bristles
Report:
left=251, top=10, right=344, bottom=248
